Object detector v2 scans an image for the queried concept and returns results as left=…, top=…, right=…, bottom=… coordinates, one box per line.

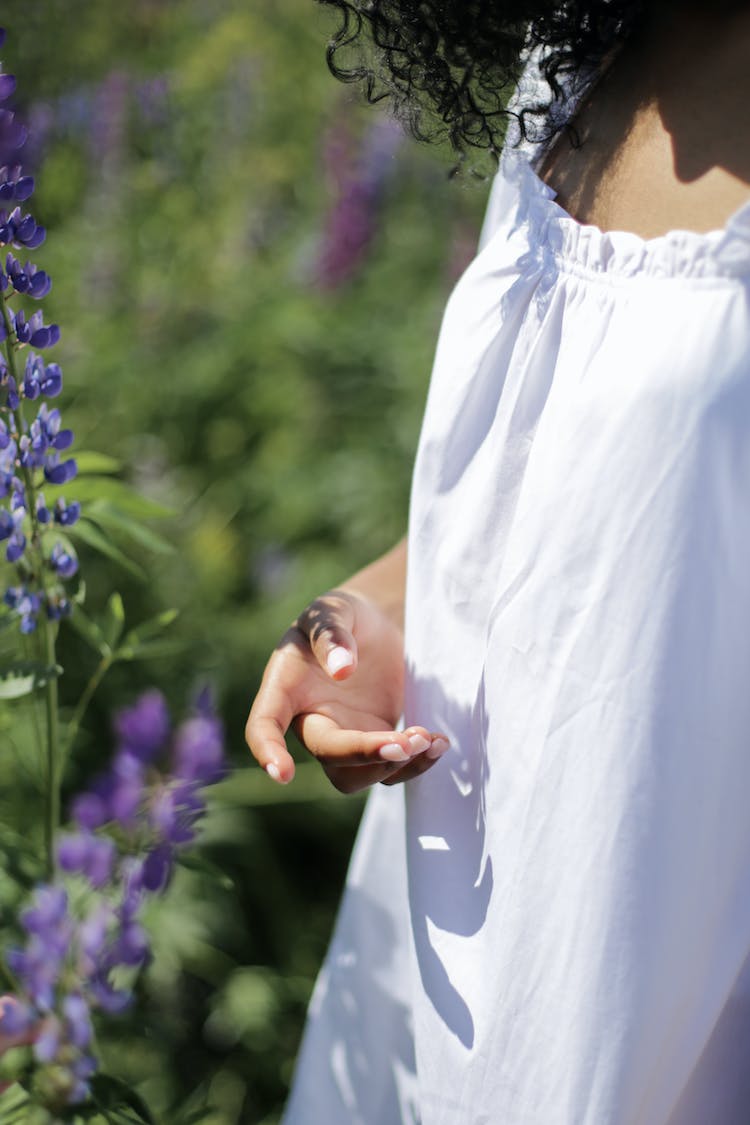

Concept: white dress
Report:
left=283, top=60, right=750, bottom=1125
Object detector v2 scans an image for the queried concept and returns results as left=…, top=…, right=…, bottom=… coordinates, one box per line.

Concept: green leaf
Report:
left=176, top=1109, right=216, bottom=1125
left=120, top=608, right=178, bottom=650
left=67, top=605, right=109, bottom=656
left=103, top=592, right=125, bottom=649
left=72, top=477, right=174, bottom=520
left=68, top=519, right=147, bottom=581
left=86, top=501, right=174, bottom=555
left=176, top=851, right=235, bottom=890
left=89, top=1074, right=156, bottom=1125
left=0, top=824, right=43, bottom=886
left=75, top=451, right=122, bottom=475
left=116, top=638, right=184, bottom=662
left=0, top=661, right=62, bottom=700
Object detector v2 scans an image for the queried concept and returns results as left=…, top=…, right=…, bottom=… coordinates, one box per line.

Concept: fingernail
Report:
left=266, top=763, right=282, bottom=782
left=426, top=737, right=450, bottom=760
left=327, top=646, right=354, bottom=677
left=380, top=742, right=409, bottom=762
left=408, top=733, right=430, bottom=755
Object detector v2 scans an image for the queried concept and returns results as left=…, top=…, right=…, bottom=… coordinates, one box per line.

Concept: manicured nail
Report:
left=408, top=733, right=430, bottom=755
left=327, top=646, right=354, bottom=677
left=266, top=763, right=282, bottom=782
left=426, top=737, right=450, bottom=760
left=380, top=742, right=409, bottom=762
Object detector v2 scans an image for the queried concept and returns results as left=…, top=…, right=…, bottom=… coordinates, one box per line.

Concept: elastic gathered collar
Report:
left=497, top=148, right=750, bottom=282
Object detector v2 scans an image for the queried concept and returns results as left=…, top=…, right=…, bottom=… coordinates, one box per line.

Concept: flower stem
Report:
left=41, top=617, right=59, bottom=880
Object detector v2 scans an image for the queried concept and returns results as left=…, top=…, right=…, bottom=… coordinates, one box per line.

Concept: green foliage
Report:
left=0, top=0, right=488, bottom=1119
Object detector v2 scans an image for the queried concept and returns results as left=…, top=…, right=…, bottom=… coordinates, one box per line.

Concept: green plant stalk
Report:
left=0, top=954, right=19, bottom=994
left=0, top=296, right=61, bottom=881
left=63, top=650, right=112, bottom=764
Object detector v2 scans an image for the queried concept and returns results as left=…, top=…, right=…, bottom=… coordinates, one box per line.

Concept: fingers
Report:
left=323, top=732, right=452, bottom=793
left=245, top=666, right=298, bottom=784
left=297, top=592, right=358, bottom=680
left=294, top=714, right=434, bottom=766
left=380, top=735, right=451, bottom=786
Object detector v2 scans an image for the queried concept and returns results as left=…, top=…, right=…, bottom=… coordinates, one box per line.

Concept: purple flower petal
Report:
left=14, top=176, right=33, bottom=201
left=115, top=690, right=171, bottom=762
left=22, top=223, right=44, bottom=249
left=141, top=843, right=173, bottom=893
left=0, top=75, right=16, bottom=102
left=57, top=832, right=91, bottom=874
left=0, top=996, right=33, bottom=1036
left=44, top=457, right=77, bottom=485
left=62, top=994, right=92, bottom=1049
left=33, top=1018, right=61, bottom=1063
left=72, top=791, right=109, bottom=830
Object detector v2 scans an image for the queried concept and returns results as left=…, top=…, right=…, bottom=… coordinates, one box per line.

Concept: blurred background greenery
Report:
left=0, top=0, right=487, bottom=1120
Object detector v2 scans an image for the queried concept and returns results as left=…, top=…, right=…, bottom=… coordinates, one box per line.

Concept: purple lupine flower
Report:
left=108, top=753, right=144, bottom=828
left=0, top=34, right=80, bottom=633
left=0, top=74, right=16, bottom=103
left=49, top=541, right=78, bottom=579
left=0, top=205, right=45, bottom=250
left=71, top=787, right=110, bottom=831
left=11, top=307, right=59, bottom=348
left=115, top=690, right=171, bottom=763
left=43, top=454, right=77, bottom=485
left=173, top=712, right=226, bottom=786
left=23, top=353, right=63, bottom=398
left=0, top=164, right=33, bottom=202
left=54, top=496, right=80, bottom=525
left=0, top=112, right=26, bottom=155
left=62, top=995, right=92, bottom=1050
left=57, top=832, right=115, bottom=889
left=3, top=252, right=51, bottom=298
left=1, top=690, right=227, bottom=1108
left=0, top=996, right=34, bottom=1037
left=315, top=112, right=404, bottom=289
left=46, top=594, right=72, bottom=621
left=4, top=584, right=40, bottom=632
left=0, top=503, right=26, bottom=562
left=140, top=842, right=173, bottom=892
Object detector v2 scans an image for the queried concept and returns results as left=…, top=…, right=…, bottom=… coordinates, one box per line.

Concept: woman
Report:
left=247, top=2, right=750, bottom=1121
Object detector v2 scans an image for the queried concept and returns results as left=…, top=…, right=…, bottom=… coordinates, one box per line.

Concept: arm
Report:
left=245, top=537, right=449, bottom=792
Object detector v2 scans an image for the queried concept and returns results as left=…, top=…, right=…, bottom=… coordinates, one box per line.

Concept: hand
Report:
left=245, top=589, right=450, bottom=793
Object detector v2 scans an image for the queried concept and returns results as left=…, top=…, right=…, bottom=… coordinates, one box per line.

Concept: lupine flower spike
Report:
left=0, top=690, right=227, bottom=1111
left=0, top=29, right=79, bottom=635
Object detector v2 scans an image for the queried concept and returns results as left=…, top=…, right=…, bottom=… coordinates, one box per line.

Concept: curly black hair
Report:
left=316, top=0, right=652, bottom=156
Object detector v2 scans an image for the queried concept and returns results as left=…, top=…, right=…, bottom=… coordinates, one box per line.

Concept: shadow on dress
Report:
left=405, top=667, right=493, bottom=1049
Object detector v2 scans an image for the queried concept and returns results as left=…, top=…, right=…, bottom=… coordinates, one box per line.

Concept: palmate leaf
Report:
left=0, top=661, right=61, bottom=700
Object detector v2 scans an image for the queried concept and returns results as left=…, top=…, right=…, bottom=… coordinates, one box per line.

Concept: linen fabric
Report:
left=283, top=68, right=750, bottom=1124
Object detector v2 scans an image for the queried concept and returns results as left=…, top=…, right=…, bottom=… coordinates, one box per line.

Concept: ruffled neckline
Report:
left=497, top=148, right=750, bottom=282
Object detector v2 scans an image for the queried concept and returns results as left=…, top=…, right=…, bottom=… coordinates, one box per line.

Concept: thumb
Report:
left=297, top=592, right=360, bottom=681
